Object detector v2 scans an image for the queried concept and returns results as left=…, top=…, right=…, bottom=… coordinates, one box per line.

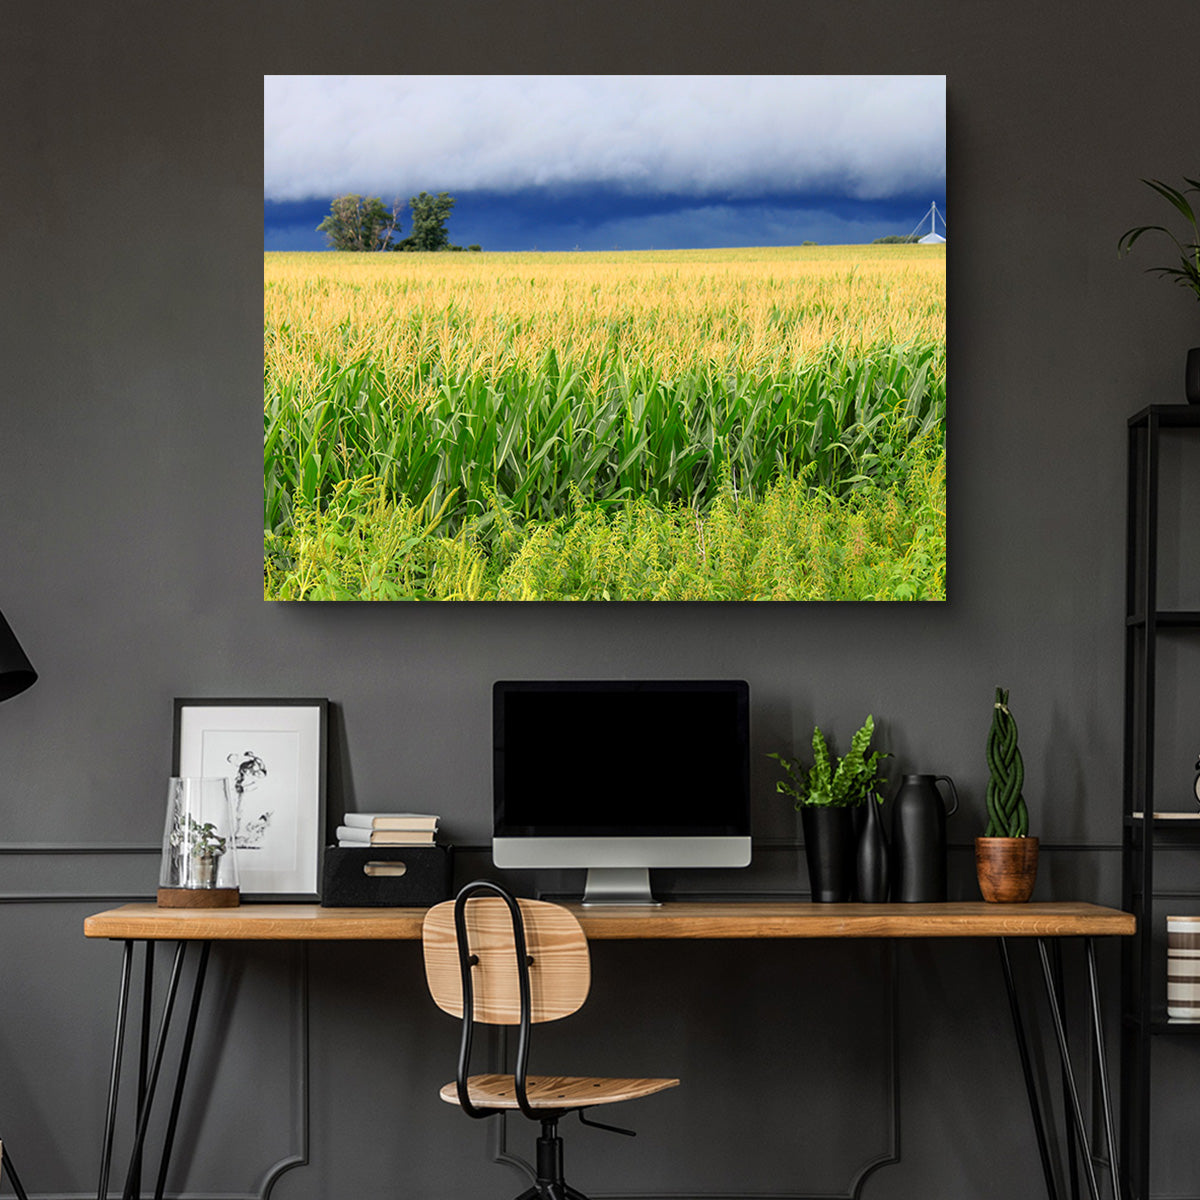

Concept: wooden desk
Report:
left=85, top=899, right=1134, bottom=941
left=84, top=900, right=1133, bottom=1200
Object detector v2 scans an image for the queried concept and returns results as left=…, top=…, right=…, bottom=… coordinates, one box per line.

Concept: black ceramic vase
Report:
left=1187, top=347, right=1200, bottom=404
left=857, top=798, right=890, bottom=902
left=801, top=805, right=856, bottom=902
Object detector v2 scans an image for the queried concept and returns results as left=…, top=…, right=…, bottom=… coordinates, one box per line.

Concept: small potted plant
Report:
left=976, top=687, right=1038, bottom=902
left=1118, top=175, right=1200, bottom=403
left=771, top=715, right=889, bottom=902
left=172, top=813, right=228, bottom=889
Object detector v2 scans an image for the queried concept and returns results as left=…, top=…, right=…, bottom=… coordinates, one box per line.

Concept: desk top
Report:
left=84, top=901, right=1134, bottom=942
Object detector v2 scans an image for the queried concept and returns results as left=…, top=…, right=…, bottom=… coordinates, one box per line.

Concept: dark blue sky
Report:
left=265, top=76, right=946, bottom=252
left=264, top=186, right=947, bottom=252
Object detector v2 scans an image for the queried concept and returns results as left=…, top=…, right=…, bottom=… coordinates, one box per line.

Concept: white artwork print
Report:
left=177, top=703, right=323, bottom=896
left=224, top=747, right=270, bottom=848
left=200, top=729, right=300, bottom=873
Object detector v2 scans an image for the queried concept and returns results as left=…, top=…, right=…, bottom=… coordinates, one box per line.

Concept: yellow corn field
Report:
left=264, top=244, right=946, bottom=600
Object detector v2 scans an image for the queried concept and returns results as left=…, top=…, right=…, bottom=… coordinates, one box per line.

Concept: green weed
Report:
left=265, top=449, right=946, bottom=602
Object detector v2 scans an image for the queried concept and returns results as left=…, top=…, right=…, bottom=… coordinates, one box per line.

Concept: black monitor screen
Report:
left=493, top=680, right=750, bottom=837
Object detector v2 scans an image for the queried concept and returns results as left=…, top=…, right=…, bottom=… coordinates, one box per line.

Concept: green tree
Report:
left=396, top=191, right=457, bottom=251
left=872, top=234, right=919, bottom=244
left=316, top=194, right=402, bottom=251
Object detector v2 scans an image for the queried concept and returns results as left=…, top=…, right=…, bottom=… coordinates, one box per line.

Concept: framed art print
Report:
left=265, top=75, right=947, bottom=601
left=173, top=698, right=328, bottom=900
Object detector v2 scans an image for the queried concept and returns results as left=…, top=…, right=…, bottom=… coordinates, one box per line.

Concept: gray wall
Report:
left=2, top=1, right=1198, bottom=1196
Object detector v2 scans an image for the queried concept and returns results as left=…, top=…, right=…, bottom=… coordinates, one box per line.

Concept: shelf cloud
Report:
left=265, top=75, right=946, bottom=205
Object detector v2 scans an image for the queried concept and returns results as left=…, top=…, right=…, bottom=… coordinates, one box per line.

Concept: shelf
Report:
left=1128, top=404, right=1200, bottom=429
left=1122, top=404, right=1200, bottom=1195
left=1152, top=1016, right=1200, bottom=1035
left=1126, top=610, right=1200, bottom=629
left=1124, top=1011, right=1200, bottom=1035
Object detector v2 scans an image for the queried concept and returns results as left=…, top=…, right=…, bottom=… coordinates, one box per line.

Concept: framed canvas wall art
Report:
left=264, top=75, right=947, bottom=601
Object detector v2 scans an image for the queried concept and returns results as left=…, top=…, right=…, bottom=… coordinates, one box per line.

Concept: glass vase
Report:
left=158, top=777, right=240, bottom=907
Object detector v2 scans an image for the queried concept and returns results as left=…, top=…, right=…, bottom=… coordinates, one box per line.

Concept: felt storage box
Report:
left=321, top=844, right=454, bottom=907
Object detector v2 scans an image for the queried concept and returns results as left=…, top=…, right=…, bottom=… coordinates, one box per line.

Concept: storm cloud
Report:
left=264, top=75, right=945, bottom=205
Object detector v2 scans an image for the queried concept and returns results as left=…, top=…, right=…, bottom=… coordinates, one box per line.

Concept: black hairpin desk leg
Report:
left=133, top=943, right=154, bottom=1198
left=96, top=940, right=212, bottom=1200
left=1049, top=941, right=1082, bottom=1200
left=1036, top=937, right=1123, bottom=1200
left=1084, top=938, right=1121, bottom=1197
left=1000, top=937, right=1123, bottom=1200
left=998, top=938, right=1060, bottom=1200
left=98, top=941, right=135, bottom=1200
left=154, top=942, right=211, bottom=1200
left=2, top=1144, right=31, bottom=1200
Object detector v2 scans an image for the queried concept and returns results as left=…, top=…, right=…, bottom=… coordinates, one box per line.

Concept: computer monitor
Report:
left=492, top=680, right=751, bottom=905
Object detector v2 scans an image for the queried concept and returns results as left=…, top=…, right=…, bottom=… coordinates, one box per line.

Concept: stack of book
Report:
left=335, top=812, right=440, bottom=847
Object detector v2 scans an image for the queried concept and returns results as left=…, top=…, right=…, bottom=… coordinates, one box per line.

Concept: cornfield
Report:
left=264, top=245, right=946, bottom=600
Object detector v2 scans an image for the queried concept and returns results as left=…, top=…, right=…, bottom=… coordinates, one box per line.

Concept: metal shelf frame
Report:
left=1120, top=404, right=1200, bottom=1200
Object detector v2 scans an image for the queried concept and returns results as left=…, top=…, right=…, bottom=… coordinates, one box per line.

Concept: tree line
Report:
left=317, top=192, right=481, bottom=252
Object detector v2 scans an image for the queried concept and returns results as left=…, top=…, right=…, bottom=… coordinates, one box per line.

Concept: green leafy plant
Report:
left=170, top=814, right=227, bottom=859
left=1118, top=176, right=1200, bottom=303
left=984, top=687, right=1028, bottom=837
left=770, top=715, right=888, bottom=809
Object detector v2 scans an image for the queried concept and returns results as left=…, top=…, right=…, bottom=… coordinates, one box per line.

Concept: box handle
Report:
left=364, top=861, right=407, bottom=877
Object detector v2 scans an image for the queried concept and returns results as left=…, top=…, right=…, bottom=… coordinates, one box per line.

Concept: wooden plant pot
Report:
left=975, top=837, right=1038, bottom=903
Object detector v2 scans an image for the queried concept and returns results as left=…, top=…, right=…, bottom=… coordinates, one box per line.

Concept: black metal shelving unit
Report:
left=1121, top=404, right=1200, bottom=1200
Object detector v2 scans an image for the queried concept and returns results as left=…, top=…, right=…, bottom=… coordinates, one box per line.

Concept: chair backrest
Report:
left=423, top=893, right=590, bottom=1024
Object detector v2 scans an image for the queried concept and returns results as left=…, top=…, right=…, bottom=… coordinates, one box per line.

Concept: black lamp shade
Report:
left=0, top=610, right=36, bottom=702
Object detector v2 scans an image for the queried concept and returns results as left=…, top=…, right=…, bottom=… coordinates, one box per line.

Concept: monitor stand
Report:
left=581, top=867, right=662, bottom=906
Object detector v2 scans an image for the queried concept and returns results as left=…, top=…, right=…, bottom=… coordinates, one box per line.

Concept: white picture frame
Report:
left=173, top=698, right=328, bottom=900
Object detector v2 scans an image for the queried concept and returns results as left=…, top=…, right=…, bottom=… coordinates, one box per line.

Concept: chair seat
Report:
left=440, top=1073, right=680, bottom=1110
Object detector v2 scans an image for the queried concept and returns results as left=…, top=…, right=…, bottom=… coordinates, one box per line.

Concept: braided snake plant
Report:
left=985, top=687, right=1028, bottom=837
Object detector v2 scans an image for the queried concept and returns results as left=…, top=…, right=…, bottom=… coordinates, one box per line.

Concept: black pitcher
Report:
left=891, top=774, right=959, bottom=902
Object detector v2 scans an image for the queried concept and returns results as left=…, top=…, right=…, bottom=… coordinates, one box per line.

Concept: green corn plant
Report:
left=264, top=341, right=944, bottom=539
left=985, top=687, right=1028, bottom=837
left=264, top=246, right=945, bottom=548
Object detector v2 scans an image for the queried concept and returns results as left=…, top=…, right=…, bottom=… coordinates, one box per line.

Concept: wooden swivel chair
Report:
left=422, top=881, right=679, bottom=1200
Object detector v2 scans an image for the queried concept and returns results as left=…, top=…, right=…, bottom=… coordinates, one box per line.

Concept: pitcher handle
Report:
left=934, top=775, right=960, bottom=817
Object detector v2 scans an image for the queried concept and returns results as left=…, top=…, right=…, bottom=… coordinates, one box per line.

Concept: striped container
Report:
left=1167, top=916, right=1200, bottom=1021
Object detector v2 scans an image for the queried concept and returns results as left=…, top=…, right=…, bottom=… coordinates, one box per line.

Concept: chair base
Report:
left=509, top=1119, right=590, bottom=1200
left=513, top=1188, right=588, bottom=1200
